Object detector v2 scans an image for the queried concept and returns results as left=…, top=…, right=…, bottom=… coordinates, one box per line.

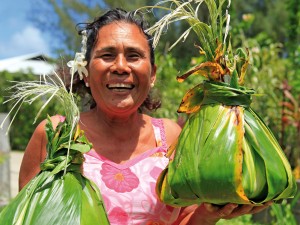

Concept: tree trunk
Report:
left=0, top=113, right=11, bottom=207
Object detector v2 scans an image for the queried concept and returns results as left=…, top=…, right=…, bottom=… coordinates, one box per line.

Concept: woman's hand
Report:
left=200, top=202, right=272, bottom=222
left=176, top=201, right=273, bottom=225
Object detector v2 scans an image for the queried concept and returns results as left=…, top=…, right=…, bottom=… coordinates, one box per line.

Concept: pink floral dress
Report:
left=83, top=118, right=181, bottom=225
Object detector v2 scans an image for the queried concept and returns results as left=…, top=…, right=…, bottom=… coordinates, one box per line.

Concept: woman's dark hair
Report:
left=72, top=8, right=160, bottom=112
left=78, top=8, right=155, bottom=66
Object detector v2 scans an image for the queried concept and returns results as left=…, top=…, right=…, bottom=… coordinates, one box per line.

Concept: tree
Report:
left=231, top=0, right=290, bottom=45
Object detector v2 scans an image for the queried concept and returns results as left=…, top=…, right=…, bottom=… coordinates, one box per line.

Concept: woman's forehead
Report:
left=99, top=22, right=145, bottom=37
left=95, top=22, right=149, bottom=49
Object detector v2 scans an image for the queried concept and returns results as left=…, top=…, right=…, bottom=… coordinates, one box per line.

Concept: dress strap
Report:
left=151, top=118, right=168, bottom=150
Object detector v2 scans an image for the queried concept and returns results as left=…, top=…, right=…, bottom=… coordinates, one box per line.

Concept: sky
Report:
left=0, top=0, right=51, bottom=60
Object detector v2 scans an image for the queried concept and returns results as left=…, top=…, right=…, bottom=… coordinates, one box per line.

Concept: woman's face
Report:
left=87, top=22, right=156, bottom=116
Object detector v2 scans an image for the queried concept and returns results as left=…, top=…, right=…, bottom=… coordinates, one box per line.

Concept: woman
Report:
left=19, top=8, right=271, bottom=225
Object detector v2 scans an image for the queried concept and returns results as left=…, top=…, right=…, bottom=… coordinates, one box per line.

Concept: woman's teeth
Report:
left=107, top=83, right=134, bottom=90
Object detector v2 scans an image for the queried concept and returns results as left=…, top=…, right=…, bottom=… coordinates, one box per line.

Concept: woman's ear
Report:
left=151, top=64, right=157, bottom=86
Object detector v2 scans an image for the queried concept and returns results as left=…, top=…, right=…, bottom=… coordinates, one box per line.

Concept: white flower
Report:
left=67, top=52, right=88, bottom=80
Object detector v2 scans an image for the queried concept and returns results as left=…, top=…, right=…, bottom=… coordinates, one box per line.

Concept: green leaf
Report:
left=230, top=70, right=239, bottom=88
left=60, top=143, right=91, bottom=153
left=177, top=83, right=204, bottom=113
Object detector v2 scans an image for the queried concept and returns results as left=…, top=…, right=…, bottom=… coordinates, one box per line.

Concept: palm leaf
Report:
left=156, top=82, right=296, bottom=207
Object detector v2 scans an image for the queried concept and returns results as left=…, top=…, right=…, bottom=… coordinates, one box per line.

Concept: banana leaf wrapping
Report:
left=156, top=81, right=297, bottom=207
left=0, top=117, right=110, bottom=225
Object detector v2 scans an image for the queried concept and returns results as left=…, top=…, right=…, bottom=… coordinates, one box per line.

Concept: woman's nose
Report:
left=111, top=55, right=131, bottom=75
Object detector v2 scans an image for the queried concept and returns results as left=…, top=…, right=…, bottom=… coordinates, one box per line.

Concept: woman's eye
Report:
left=100, top=54, right=114, bottom=60
left=127, top=53, right=140, bottom=61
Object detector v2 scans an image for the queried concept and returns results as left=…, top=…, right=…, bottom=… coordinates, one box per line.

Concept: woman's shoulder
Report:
left=160, top=117, right=181, bottom=130
left=152, top=117, right=182, bottom=146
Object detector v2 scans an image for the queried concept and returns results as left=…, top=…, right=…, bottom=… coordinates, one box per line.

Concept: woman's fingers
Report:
left=203, top=201, right=273, bottom=220
left=222, top=201, right=273, bottom=219
left=223, top=204, right=253, bottom=219
left=248, top=201, right=273, bottom=214
left=203, top=203, right=238, bottom=218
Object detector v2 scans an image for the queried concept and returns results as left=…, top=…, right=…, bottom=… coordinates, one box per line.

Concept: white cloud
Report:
left=0, top=25, right=50, bottom=59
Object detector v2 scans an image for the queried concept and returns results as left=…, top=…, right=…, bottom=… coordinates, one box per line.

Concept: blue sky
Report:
left=0, top=0, right=50, bottom=60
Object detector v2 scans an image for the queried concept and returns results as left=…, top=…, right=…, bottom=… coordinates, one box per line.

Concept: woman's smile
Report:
left=106, top=83, right=135, bottom=92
